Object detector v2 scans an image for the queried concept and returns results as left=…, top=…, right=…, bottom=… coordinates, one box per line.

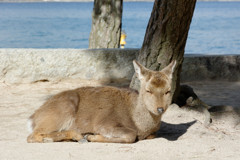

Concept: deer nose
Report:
left=157, top=108, right=164, bottom=114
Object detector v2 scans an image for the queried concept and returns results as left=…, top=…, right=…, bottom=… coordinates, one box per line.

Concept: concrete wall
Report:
left=181, top=54, right=240, bottom=82
left=0, top=49, right=239, bottom=84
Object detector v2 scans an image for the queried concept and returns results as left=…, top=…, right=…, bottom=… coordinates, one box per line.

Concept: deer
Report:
left=27, top=60, right=176, bottom=143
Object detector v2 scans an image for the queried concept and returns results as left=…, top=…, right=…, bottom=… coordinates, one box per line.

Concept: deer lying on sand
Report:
left=27, top=60, right=176, bottom=143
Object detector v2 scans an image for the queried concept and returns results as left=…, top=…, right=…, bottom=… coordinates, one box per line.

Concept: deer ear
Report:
left=133, top=60, right=147, bottom=80
left=161, top=60, right=176, bottom=79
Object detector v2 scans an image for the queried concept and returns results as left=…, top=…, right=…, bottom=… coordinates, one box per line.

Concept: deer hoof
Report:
left=43, top=137, right=54, bottom=143
left=78, top=134, right=90, bottom=144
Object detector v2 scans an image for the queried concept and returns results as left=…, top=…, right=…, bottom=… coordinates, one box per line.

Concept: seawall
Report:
left=0, top=49, right=239, bottom=84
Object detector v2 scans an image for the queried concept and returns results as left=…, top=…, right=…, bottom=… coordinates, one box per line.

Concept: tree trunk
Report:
left=130, top=0, right=196, bottom=101
left=89, top=0, right=123, bottom=49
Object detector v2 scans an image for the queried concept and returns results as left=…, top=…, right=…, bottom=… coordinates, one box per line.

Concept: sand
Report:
left=0, top=80, right=240, bottom=160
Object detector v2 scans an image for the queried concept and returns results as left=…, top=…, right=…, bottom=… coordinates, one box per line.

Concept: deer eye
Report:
left=146, top=90, right=152, bottom=94
left=165, top=91, right=171, bottom=95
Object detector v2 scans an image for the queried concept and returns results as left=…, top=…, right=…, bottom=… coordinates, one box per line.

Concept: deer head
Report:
left=133, top=60, right=176, bottom=116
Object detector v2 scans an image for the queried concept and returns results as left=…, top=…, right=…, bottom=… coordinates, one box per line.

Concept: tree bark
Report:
left=89, top=0, right=123, bottom=49
left=130, top=0, right=196, bottom=101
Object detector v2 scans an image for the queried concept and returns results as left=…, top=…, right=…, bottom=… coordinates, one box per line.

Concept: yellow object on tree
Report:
left=120, top=31, right=127, bottom=48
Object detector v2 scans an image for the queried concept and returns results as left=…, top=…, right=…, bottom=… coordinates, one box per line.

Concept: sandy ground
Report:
left=0, top=80, right=240, bottom=160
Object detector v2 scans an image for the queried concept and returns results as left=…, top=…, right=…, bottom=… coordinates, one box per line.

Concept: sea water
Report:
left=0, top=2, right=239, bottom=54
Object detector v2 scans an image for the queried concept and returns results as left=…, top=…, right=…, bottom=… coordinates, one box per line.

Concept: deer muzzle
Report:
left=157, top=107, right=164, bottom=114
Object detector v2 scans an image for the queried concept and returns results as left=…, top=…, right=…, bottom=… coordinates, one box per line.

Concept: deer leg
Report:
left=87, top=127, right=137, bottom=143
left=145, top=133, right=157, bottom=140
left=28, top=130, right=83, bottom=143
left=27, top=131, right=45, bottom=143
left=43, top=130, right=83, bottom=142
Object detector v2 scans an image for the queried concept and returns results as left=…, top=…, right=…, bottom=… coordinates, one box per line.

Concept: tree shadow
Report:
left=156, top=120, right=196, bottom=141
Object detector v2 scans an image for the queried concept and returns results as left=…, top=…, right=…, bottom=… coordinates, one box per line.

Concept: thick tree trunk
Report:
left=130, top=0, right=196, bottom=101
left=89, top=0, right=123, bottom=49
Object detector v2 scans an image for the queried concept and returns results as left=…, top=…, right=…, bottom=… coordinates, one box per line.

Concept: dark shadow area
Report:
left=100, top=78, right=131, bottom=88
left=209, top=105, right=239, bottom=113
left=182, top=81, right=240, bottom=112
left=156, top=121, right=196, bottom=141
left=175, top=84, right=198, bottom=107
left=181, top=55, right=240, bottom=82
left=209, top=105, right=240, bottom=125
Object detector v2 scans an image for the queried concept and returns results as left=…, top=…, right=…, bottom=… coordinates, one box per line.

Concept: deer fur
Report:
left=27, top=60, right=176, bottom=143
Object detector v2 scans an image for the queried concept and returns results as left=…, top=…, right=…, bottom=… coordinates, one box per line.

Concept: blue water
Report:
left=0, top=2, right=240, bottom=54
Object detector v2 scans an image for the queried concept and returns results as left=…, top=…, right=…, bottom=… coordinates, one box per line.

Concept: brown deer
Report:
left=27, top=60, right=176, bottom=143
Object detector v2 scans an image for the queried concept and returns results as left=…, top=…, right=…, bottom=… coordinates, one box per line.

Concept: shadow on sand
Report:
left=156, top=121, right=196, bottom=141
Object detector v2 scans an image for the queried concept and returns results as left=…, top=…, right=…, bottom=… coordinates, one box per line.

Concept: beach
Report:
left=0, top=79, right=239, bottom=159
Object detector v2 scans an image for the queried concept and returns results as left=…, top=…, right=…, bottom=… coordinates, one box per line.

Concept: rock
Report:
left=181, top=54, right=240, bottom=82
left=0, top=49, right=239, bottom=84
left=0, top=49, right=137, bottom=84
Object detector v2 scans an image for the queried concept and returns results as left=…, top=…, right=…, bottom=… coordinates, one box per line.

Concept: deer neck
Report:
left=131, top=90, right=162, bottom=139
